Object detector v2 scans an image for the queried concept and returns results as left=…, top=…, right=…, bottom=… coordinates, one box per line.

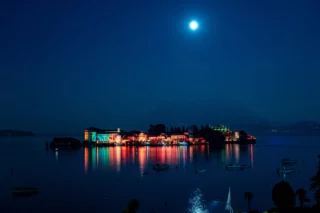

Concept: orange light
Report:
left=84, top=148, right=88, bottom=174
left=139, top=147, right=147, bottom=174
left=84, top=131, right=89, bottom=141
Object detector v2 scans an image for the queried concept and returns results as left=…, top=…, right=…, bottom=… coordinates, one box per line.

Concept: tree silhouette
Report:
left=123, top=199, right=140, bottom=213
left=295, top=188, right=310, bottom=208
left=148, top=124, right=154, bottom=133
left=272, top=181, right=295, bottom=211
left=239, top=130, right=248, bottom=140
left=191, top=125, right=199, bottom=135
left=244, top=192, right=254, bottom=212
left=312, top=190, right=320, bottom=212
left=148, top=124, right=166, bottom=135
left=199, top=127, right=225, bottom=144
left=310, top=154, right=320, bottom=206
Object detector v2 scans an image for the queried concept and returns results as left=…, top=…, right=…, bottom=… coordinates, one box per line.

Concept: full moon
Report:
left=189, top=21, right=198, bottom=31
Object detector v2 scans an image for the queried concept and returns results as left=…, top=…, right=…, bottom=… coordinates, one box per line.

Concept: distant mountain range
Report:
left=0, top=130, right=35, bottom=136
left=142, top=100, right=268, bottom=129
left=234, top=121, right=320, bottom=136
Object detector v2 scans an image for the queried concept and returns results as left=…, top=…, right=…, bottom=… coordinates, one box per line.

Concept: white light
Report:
left=116, top=135, right=121, bottom=143
left=189, top=21, right=198, bottom=31
left=188, top=188, right=208, bottom=213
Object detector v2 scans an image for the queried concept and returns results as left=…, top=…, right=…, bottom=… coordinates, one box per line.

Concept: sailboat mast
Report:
left=225, top=187, right=232, bottom=213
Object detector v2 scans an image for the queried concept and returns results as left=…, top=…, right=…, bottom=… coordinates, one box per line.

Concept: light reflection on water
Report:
left=82, top=145, right=254, bottom=173
left=2, top=135, right=320, bottom=213
left=138, top=147, right=147, bottom=176
left=55, top=150, right=58, bottom=161
left=188, top=188, right=209, bottom=213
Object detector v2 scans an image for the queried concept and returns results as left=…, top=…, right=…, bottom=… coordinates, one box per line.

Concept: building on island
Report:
left=169, top=132, right=189, bottom=143
left=138, top=133, right=148, bottom=142
left=124, top=132, right=148, bottom=143
left=210, top=125, right=255, bottom=143
left=148, top=133, right=167, bottom=143
left=97, top=129, right=121, bottom=144
left=84, top=127, right=122, bottom=145
left=84, top=127, right=99, bottom=143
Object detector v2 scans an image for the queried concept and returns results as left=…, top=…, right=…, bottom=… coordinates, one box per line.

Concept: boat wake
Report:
left=188, top=188, right=209, bottom=213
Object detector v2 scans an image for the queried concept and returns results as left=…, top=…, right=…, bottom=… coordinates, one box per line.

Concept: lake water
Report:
left=0, top=135, right=319, bottom=213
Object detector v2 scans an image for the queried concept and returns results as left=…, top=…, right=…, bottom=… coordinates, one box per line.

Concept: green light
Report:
left=91, top=132, right=96, bottom=142
left=97, top=134, right=110, bottom=143
left=100, top=148, right=110, bottom=167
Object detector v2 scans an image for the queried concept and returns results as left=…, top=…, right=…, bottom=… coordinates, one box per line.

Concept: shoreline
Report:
left=82, top=142, right=256, bottom=147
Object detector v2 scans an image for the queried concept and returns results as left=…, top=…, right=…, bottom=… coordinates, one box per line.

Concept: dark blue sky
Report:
left=1, top=0, right=319, bottom=134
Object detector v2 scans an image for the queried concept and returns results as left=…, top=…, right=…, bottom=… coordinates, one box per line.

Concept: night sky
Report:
left=1, top=0, right=319, bottom=134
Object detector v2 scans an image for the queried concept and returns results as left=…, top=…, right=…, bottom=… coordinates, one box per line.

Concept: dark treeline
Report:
left=147, top=123, right=225, bottom=143
left=147, top=123, right=211, bottom=135
left=146, top=123, right=250, bottom=144
left=147, top=123, right=225, bottom=135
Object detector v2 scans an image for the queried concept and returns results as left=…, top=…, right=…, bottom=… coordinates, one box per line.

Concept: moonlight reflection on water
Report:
left=188, top=188, right=209, bottom=213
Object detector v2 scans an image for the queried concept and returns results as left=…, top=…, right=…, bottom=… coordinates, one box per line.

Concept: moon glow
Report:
left=189, top=21, right=199, bottom=31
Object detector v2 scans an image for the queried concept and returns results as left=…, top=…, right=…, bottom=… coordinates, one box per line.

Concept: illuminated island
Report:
left=82, top=124, right=256, bottom=146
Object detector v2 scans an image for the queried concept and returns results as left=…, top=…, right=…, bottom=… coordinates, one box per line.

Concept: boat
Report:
left=225, top=163, right=247, bottom=169
left=195, top=169, right=206, bottom=173
left=50, top=137, right=82, bottom=150
left=281, top=158, right=297, bottom=164
left=12, top=186, right=39, bottom=196
left=153, top=164, right=169, bottom=171
left=277, top=167, right=296, bottom=174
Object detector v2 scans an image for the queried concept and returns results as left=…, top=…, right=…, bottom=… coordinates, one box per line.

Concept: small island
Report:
left=82, top=124, right=256, bottom=146
left=0, top=130, right=35, bottom=136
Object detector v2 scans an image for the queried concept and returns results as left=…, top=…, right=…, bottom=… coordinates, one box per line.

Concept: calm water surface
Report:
left=0, top=135, right=319, bottom=213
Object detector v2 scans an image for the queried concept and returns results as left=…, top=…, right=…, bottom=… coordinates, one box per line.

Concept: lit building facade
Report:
left=97, top=129, right=122, bottom=144
left=225, top=131, right=239, bottom=142
left=84, top=127, right=122, bottom=144
left=123, top=132, right=147, bottom=143
left=84, top=130, right=97, bottom=143
left=169, top=132, right=189, bottom=143
left=138, top=133, right=147, bottom=142
left=148, top=133, right=167, bottom=143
